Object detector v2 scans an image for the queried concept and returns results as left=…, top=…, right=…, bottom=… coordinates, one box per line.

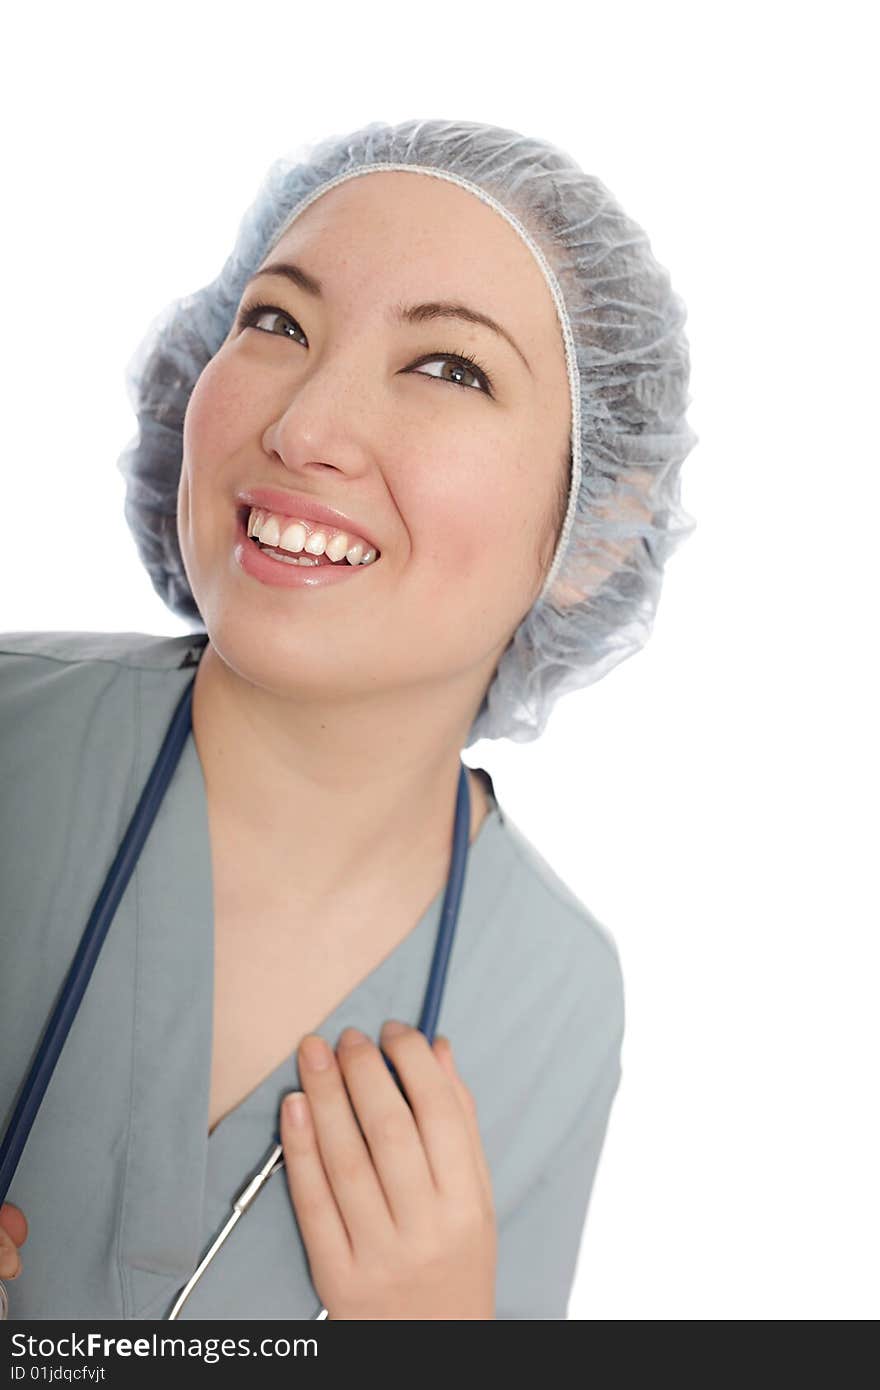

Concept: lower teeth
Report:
left=254, top=538, right=373, bottom=567
left=256, top=543, right=329, bottom=567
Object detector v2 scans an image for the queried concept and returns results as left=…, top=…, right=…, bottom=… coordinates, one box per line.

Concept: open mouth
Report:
left=236, top=505, right=381, bottom=567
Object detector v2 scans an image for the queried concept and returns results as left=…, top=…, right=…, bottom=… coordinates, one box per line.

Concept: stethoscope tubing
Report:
left=0, top=676, right=198, bottom=1206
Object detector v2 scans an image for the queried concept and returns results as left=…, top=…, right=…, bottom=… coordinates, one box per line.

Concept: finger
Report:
left=297, top=1032, right=394, bottom=1248
left=335, top=1027, right=434, bottom=1229
left=433, top=1038, right=495, bottom=1210
left=0, top=1225, right=21, bottom=1280
left=380, top=1022, right=482, bottom=1204
left=0, top=1204, right=27, bottom=1247
left=279, top=1089, right=352, bottom=1278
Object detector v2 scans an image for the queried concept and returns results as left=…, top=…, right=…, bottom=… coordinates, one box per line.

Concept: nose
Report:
left=260, top=345, right=376, bottom=481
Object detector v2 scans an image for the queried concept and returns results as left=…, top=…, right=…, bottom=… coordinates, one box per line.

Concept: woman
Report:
left=0, top=118, right=698, bottom=1319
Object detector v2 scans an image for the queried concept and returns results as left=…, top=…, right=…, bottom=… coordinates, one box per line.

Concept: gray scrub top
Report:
left=0, top=629, right=625, bottom=1321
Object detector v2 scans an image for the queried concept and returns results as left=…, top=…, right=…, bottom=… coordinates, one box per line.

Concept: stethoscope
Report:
left=0, top=668, right=473, bottom=1321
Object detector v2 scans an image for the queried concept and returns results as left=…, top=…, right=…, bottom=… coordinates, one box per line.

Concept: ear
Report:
left=546, top=462, right=656, bottom=611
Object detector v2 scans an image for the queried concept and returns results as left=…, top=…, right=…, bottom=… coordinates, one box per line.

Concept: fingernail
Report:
left=338, top=1026, right=370, bottom=1048
left=382, top=1019, right=408, bottom=1038
left=300, top=1035, right=332, bottom=1070
left=284, top=1092, right=308, bottom=1128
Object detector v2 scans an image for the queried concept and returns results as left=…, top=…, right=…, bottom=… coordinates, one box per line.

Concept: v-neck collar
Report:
left=119, top=659, right=504, bottom=1319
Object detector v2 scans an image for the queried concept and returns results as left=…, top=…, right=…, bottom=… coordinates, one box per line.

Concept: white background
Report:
left=2, top=1, right=876, bottom=1319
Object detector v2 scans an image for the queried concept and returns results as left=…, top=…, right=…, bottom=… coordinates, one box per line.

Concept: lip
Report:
left=233, top=508, right=378, bottom=590
left=236, top=486, right=381, bottom=555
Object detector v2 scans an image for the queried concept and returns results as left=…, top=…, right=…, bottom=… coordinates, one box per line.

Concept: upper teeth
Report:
left=246, top=507, right=379, bottom=565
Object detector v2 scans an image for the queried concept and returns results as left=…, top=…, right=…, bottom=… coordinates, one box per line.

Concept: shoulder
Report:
left=489, top=802, right=625, bottom=1027
left=0, top=629, right=208, bottom=957
left=0, top=629, right=208, bottom=795
left=0, top=627, right=206, bottom=673
left=463, top=797, right=626, bottom=1104
left=0, top=628, right=207, bottom=725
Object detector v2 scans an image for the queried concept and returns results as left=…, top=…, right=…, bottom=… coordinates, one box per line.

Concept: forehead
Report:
left=264, top=169, right=561, bottom=348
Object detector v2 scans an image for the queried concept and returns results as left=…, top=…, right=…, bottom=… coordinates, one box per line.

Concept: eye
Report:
left=408, top=350, right=494, bottom=397
left=235, top=299, right=305, bottom=342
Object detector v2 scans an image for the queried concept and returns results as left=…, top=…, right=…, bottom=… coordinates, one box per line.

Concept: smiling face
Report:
left=178, top=169, right=572, bottom=720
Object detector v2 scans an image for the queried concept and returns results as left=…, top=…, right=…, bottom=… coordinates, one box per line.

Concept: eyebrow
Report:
left=244, top=260, right=533, bottom=375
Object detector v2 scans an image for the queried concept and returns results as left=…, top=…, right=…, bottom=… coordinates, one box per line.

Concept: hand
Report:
left=0, top=1203, right=28, bottom=1281
left=279, top=1021, right=497, bottom=1320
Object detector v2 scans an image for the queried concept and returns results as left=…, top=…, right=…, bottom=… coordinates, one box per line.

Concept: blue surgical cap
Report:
left=117, top=117, right=699, bottom=747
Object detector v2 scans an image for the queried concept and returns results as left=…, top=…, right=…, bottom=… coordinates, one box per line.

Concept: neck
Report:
left=190, top=642, right=491, bottom=911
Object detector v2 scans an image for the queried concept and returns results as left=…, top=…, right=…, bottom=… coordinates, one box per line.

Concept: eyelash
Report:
left=234, top=298, right=496, bottom=398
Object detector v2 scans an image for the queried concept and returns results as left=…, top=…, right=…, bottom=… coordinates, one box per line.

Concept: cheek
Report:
left=183, top=356, right=256, bottom=464
left=405, top=441, right=533, bottom=581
